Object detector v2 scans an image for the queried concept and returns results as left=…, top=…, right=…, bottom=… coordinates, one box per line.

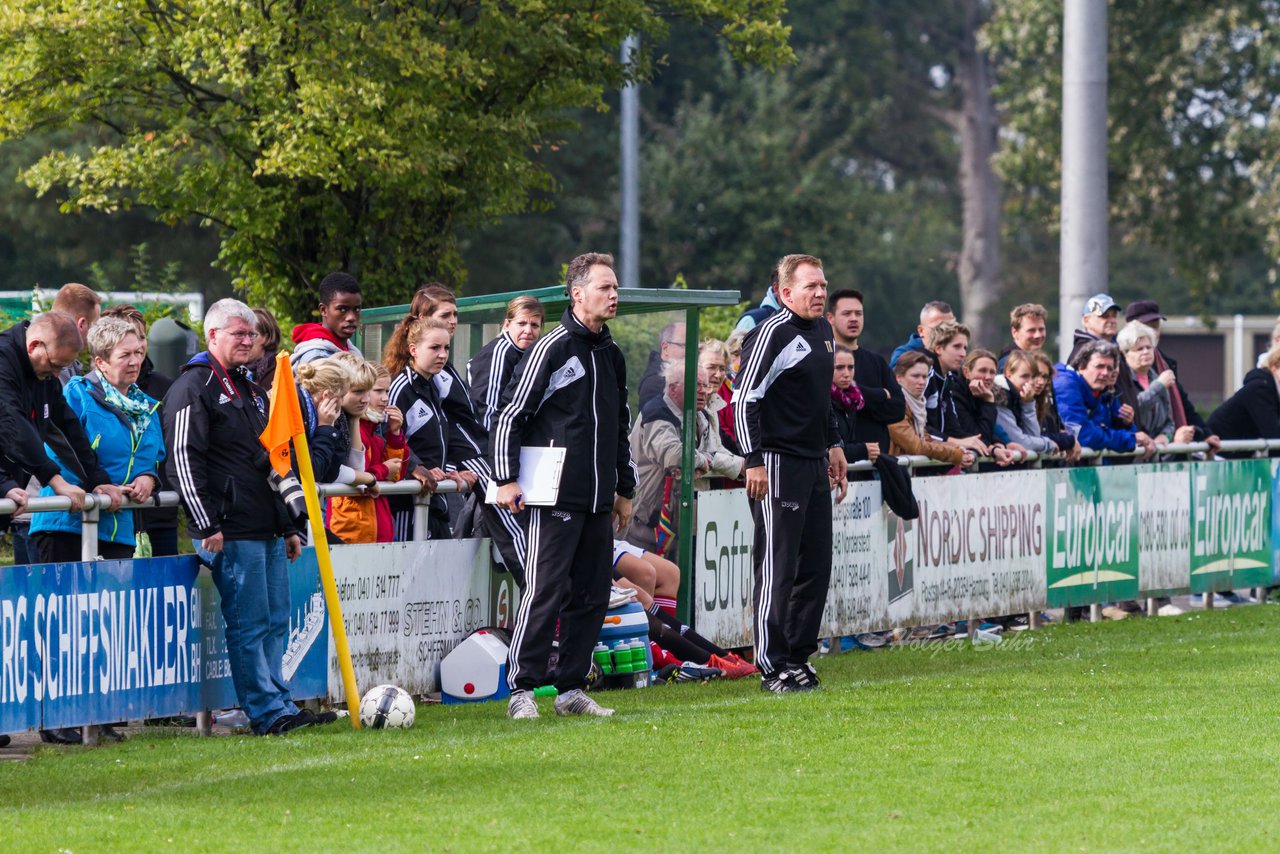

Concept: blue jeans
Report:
left=197, top=538, right=298, bottom=734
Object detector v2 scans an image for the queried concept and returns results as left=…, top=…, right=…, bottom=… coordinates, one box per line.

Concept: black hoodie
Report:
left=0, top=321, right=109, bottom=490
left=1207, top=367, right=1280, bottom=453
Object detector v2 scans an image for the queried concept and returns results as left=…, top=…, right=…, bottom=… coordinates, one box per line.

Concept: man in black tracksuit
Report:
left=735, top=254, right=848, bottom=693
left=491, top=253, right=636, bottom=719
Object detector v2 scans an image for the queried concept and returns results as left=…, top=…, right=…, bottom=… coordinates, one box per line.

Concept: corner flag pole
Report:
left=262, top=352, right=362, bottom=729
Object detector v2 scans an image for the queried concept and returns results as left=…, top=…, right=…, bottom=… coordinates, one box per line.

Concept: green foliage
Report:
left=637, top=47, right=961, bottom=352
left=0, top=128, right=228, bottom=298
left=87, top=243, right=190, bottom=296
left=0, top=1, right=792, bottom=321
left=699, top=301, right=749, bottom=342
left=462, top=2, right=967, bottom=353
left=986, top=1, right=1279, bottom=310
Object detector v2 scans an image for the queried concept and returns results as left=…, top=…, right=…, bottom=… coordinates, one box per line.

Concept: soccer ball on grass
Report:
left=359, top=684, right=416, bottom=729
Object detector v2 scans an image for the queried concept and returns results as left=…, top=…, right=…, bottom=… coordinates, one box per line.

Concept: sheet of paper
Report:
left=485, top=446, right=567, bottom=506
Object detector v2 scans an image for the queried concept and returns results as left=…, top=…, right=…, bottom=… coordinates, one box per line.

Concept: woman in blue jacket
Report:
left=30, top=317, right=165, bottom=562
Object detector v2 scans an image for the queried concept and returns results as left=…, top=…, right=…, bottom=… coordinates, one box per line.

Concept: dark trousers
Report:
left=11, top=523, right=31, bottom=566
left=506, top=507, right=612, bottom=693
left=148, top=526, right=179, bottom=558
left=33, top=532, right=135, bottom=563
left=749, top=452, right=833, bottom=677
left=479, top=499, right=528, bottom=588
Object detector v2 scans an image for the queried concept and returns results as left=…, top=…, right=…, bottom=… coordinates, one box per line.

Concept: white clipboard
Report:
left=485, top=446, right=566, bottom=506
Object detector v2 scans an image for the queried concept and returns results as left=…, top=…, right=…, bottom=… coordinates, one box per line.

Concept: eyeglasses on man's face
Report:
left=37, top=341, right=76, bottom=372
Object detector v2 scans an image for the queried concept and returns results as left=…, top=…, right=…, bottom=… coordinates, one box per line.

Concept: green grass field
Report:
left=5, top=606, right=1279, bottom=852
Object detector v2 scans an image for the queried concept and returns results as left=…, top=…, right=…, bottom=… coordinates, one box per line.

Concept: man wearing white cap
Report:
left=1067, top=294, right=1136, bottom=428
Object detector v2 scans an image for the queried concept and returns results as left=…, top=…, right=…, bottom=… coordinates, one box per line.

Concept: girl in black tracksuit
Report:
left=467, top=295, right=545, bottom=432
left=388, top=319, right=466, bottom=540
left=735, top=303, right=841, bottom=688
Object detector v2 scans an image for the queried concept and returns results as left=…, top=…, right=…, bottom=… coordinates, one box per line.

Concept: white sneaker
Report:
left=1157, top=603, right=1185, bottom=617
left=553, top=689, right=614, bottom=717
left=507, top=690, right=539, bottom=719
left=608, top=586, right=637, bottom=610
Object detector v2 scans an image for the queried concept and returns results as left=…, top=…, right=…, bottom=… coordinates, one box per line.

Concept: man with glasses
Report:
left=0, top=310, right=127, bottom=744
left=291, top=271, right=364, bottom=368
left=163, top=299, right=315, bottom=735
left=0, top=310, right=121, bottom=518
left=637, top=321, right=686, bottom=406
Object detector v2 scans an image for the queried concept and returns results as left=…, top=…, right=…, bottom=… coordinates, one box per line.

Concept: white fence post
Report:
left=81, top=496, right=102, bottom=746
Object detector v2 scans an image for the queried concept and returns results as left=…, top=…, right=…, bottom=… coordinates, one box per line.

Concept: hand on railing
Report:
left=4, top=485, right=28, bottom=515
left=93, top=483, right=127, bottom=512
left=49, top=474, right=87, bottom=512
left=844, top=438, right=1280, bottom=474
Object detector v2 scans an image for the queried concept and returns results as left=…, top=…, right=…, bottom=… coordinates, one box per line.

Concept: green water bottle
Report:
left=628, top=640, right=648, bottom=673
left=593, top=642, right=613, bottom=675
left=611, top=641, right=634, bottom=673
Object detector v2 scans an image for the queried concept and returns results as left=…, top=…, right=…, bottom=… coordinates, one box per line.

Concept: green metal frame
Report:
left=356, top=285, right=741, bottom=627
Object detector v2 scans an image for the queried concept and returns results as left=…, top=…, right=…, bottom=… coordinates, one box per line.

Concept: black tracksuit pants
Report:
left=750, top=452, right=833, bottom=678
left=505, top=507, right=612, bottom=693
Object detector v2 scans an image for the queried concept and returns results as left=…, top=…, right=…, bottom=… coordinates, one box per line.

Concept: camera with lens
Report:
left=268, top=470, right=309, bottom=526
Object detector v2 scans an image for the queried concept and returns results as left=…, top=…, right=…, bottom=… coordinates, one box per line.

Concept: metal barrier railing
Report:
left=847, top=438, right=1280, bottom=471
left=2, top=438, right=1277, bottom=561
left=0, top=479, right=464, bottom=562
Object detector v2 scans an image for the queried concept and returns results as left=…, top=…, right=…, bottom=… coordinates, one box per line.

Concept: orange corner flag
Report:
left=260, top=351, right=304, bottom=477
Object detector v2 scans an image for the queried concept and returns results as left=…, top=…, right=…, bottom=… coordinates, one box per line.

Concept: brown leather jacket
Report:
left=888, top=410, right=966, bottom=465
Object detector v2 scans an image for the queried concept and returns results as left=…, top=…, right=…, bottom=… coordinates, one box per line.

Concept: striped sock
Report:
left=654, top=596, right=677, bottom=617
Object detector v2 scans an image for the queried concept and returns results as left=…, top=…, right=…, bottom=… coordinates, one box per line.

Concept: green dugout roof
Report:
left=359, top=285, right=742, bottom=327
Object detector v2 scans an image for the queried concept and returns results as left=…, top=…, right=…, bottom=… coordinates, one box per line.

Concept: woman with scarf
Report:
left=831, top=345, right=879, bottom=465
left=29, top=317, right=165, bottom=562
left=887, top=351, right=974, bottom=469
left=1117, top=321, right=1195, bottom=448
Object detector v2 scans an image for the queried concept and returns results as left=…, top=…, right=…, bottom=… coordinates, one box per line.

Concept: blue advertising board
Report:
left=0, top=550, right=328, bottom=734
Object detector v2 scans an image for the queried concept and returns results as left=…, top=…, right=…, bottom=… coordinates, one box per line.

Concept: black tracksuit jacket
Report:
left=162, top=352, right=295, bottom=540
left=490, top=308, right=637, bottom=512
left=734, top=307, right=840, bottom=466
left=467, top=331, right=524, bottom=433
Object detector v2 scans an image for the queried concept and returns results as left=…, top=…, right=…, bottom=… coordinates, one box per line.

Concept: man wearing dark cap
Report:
left=1123, top=300, right=1220, bottom=452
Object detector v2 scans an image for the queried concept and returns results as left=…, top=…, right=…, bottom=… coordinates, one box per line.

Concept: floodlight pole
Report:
left=620, top=35, right=640, bottom=291
left=1059, top=0, right=1108, bottom=361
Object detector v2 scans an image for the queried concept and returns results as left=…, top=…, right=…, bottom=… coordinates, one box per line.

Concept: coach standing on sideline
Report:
left=492, top=253, right=636, bottom=720
left=735, top=254, right=848, bottom=693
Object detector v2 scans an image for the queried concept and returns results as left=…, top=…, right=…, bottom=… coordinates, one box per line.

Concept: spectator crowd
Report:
left=2, top=265, right=1277, bottom=738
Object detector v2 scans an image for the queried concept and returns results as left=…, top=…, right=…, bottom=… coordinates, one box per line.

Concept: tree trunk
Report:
left=956, top=0, right=1002, bottom=350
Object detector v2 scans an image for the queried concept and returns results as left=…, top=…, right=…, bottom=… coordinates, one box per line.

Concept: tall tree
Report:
left=0, top=1, right=792, bottom=318
left=986, top=1, right=1277, bottom=311
left=954, top=0, right=1002, bottom=348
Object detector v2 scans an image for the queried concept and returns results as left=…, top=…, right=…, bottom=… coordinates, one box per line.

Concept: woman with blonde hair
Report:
left=296, top=358, right=358, bottom=485
left=327, top=357, right=408, bottom=543
left=698, top=339, right=743, bottom=475
left=993, top=349, right=1079, bottom=459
